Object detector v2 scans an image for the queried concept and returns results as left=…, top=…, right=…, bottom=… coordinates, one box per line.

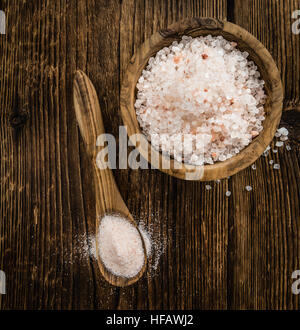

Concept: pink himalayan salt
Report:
left=98, top=215, right=145, bottom=278
left=135, top=35, right=266, bottom=166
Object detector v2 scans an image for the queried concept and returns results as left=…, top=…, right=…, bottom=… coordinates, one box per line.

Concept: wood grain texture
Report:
left=0, top=0, right=299, bottom=310
left=233, top=0, right=300, bottom=111
left=227, top=0, right=300, bottom=310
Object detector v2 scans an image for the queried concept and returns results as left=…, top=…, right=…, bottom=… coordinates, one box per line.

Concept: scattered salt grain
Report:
left=277, top=127, right=289, bottom=136
left=272, top=149, right=278, bottom=153
left=269, top=160, right=274, bottom=165
left=263, top=151, right=269, bottom=157
left=273, top=164, right=280, bottom=170
left=139, top=225, right=152, bottom=257
left=286, top=145, right=291, bottom=151
left=98, top=214, right=145, bottom=278
left=251, top=164, right=256, bottom=170
left=216, top=179, right=221, bottom=184
left=245, top=185, right=253, bottom=192
left=263, top=146, right=270, bottom=156
left=226, top=191, right=231, bottom=197
left=280, top=136, right=288, bottom=141
left=135, top=35, right=266, bottom=165
left=138, top=218, right=166, bottom=277
left=206, top=185, right=212, bottom=191
left=275, top=141, right=284, bottom=147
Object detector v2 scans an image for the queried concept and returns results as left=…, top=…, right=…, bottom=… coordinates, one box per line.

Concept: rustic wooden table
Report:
left=0, top=0, right=299, bottom=310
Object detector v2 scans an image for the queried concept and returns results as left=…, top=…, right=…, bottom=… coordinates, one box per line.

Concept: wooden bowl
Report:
left=120, top=18, right=283, bottom=181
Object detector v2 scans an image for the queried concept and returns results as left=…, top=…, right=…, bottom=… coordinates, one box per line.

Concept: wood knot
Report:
left=9, top=109, right=29, bottom=129
left=195, top=17, right=224, bottom=30
left=159, top=28, right=178, bottom=39
left=159, top=18, right=224, bottom=39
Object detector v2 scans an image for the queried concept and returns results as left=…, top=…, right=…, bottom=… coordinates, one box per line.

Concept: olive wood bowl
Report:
left=120, top=18, right=283, bottom=181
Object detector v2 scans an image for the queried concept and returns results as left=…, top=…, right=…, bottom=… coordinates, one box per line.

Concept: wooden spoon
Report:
left=73, top=70, right=147, bottom=287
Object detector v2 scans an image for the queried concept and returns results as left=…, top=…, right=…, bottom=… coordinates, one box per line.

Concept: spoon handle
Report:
left=73, top=70, right=128, bottom=218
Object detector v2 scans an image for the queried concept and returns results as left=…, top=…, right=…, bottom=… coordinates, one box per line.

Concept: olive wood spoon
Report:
left=73, top=70, right=147, bottom=287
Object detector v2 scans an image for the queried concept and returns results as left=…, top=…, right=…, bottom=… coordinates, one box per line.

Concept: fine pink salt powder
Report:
left=98, top=214, right=146, bottom=278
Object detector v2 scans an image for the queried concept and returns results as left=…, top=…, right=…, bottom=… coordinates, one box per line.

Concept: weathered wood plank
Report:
left=232, top=0, right=300, bottom=110
left=229, top=0, right=300, bottom=310
left=0, top=0, right=121, bottom=310
left=120, top=0, right=228, bottom=310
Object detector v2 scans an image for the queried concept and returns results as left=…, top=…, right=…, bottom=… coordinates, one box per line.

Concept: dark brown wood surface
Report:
left=0, top=0, right=299, bottom=310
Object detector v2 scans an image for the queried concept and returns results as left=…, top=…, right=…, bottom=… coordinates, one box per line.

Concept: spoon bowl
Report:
left=73, top=70, right=147, bottom=286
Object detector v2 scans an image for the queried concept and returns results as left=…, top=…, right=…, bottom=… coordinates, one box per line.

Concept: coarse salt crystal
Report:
left=226, top=191, right=231, bottom=197
left=251, top=164, right=256, bottom=170
left=205, top=185, right=212, bottom=190
left=277, top=127, right=289, bottom=136
left=135, top=35, right=266, bottom=165
left=286, top=145, right=291, bottom=151
left=273, top=164, right=280, bottom=170
left=280, top=136, right=288, bottom=141
left=275, top=141, right=284, bottom=147
left=245, top=185, right=253, bottom=191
